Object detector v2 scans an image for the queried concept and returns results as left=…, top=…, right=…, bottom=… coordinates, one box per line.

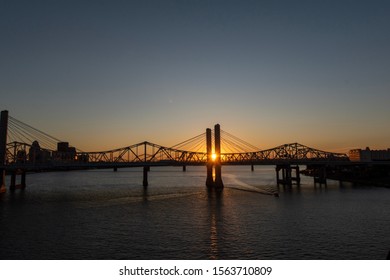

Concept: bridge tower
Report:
left=0, top=110, right=8, bottom=193
left=214, top=124, right=224, bottom=189
left=206, top=128, right=214, bottom=188
left=205, top=124, right=224, bottom=189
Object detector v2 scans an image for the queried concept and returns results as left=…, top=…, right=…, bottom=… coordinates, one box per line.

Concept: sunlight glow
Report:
left=211, top=153, right=217, bottom=161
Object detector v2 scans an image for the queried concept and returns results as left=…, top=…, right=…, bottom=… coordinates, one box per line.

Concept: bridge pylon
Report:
left=206, top=128, right=214, bottom=188
left=205, top=124, right=224, bottom=190
left=0, top=110, right=8, bottom=193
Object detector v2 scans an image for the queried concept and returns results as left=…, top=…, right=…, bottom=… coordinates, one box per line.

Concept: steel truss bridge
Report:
left=1, top=110, right=350, bottom=190
left=6, top=140, right=348, bottom=170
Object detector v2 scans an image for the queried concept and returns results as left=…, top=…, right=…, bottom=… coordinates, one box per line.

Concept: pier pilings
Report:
left=276, top=164, right=301, bottom=187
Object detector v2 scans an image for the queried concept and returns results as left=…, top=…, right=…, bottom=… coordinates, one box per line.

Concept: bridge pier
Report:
left=10, top=172, right=15, bottom=190
left=9, top=170, right=26, bottom=191
left=0, top=169, right=5, bottom=193
left=143, top=166, right=149, bottom=187
left=276, top=165, right=291, bottom=186
left=292, top=165, right=301, bottom=185
left=276, top=165, right=300, bottom=187
left=313, top=165, right=327, bottom=186
left=182, top=165, right=186, bottom=172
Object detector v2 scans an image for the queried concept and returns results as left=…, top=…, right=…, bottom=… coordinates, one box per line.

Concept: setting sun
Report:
left=211, top=153, right=217, bottom=161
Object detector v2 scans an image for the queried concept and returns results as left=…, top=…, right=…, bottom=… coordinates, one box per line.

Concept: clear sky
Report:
left=1, top=0, right=389, bottom=152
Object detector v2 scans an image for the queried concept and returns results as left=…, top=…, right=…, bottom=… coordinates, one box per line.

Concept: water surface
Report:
left=0, top=166, right=389, bottom=259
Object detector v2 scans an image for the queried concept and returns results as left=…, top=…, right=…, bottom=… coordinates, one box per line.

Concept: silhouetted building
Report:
left=29, top=141, right=41, bottom=163
left=57, top=142, right=69, bottom=153
left=28, top=141, right=51, bottom=163
left=349, top=147, right=390, bottom=162
left=53, top=142, right=77, bottom=162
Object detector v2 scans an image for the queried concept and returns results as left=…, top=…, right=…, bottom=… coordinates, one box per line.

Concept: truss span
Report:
left=80, top=142, right=349, bottom=165
left=2, top=113, right=349, bottom=168
left=82, top=141, right=208, bottom=164
left=5, top=140, right=348, bottom=168
left=221, top=142, right=348, bottom=164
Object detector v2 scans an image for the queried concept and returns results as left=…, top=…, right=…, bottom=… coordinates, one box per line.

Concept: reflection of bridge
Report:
left=1, top=110, right=349, bottom=192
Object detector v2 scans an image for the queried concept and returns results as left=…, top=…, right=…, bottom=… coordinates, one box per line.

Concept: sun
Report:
left=211, top=153, right=217, bottom=161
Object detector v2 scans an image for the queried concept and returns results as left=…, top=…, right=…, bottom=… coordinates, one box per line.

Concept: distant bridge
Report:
left=5, top=141, right=347, bottom=167
left=1, top=110, right=350, bottom=192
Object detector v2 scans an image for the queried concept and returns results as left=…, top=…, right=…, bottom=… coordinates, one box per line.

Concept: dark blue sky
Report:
left=1, top=0, right=389, bottom=151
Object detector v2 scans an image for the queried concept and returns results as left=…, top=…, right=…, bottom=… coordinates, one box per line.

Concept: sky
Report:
left=1, top=0, right=389, bottom=152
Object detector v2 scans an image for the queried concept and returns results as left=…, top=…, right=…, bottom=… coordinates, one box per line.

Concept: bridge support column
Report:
left=276, top=165, right=292, bottom=186
left=291, top=165, right=301, bottom=186
left=10, top=171, right=16, bottom=191
left=251, top=164, right=254, bottom=172
left=314, top=165, right=327, bottom=186
left=182, top=165, right=186, bottom=172
left=213, top=124, right=224, bottom=190
left=206, top=128, right=214, bottom=188
left=0, top=169, right=5, bottom=193
left=276, top=165, right=300, bottom=187
left=0, top=110, right=8, bottom=193
left=143, top=166, right=149, bottom=187
left=113, top=167, right=118, bottom=172
left=9, top=170, right=26, bottom=191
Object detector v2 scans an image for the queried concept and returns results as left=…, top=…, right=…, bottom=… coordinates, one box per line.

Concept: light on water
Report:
left=0, top=166, right=389, bottom=260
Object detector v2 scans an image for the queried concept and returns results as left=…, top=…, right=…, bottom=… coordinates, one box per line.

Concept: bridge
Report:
left=0, top=110, right=350, bottom=192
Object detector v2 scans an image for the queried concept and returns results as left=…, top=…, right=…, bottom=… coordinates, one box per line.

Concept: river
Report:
left=0, top=166, right=389, bottom=259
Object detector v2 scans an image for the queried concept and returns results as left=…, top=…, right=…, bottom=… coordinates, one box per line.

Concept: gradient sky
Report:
left=1, top=0, right=389, bottom=152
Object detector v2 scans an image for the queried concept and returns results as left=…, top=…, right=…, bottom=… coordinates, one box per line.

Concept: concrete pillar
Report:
left=182, top=165, right=186, bottom=172
left=113, top=167, right=118, bottom=172
left=143, top=166, right=149, bottom=187
left=0, top=170, right=5, bottom=193
left=0, top=110, right=8, bottom=193
left=206, top=128, right=214, bottom=188
left=276, top=165, right=294, bottom=186
left=291, top=165, right=301, bottom=186
left=214, top=124, right=224, bottom=189
left=314, top=165, right=327, bottom=186
left=10, top=172, right=16, bottom=191
left=286, top=165, right=291, bottom=182
left=251, top=164, right=254, bottom=172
